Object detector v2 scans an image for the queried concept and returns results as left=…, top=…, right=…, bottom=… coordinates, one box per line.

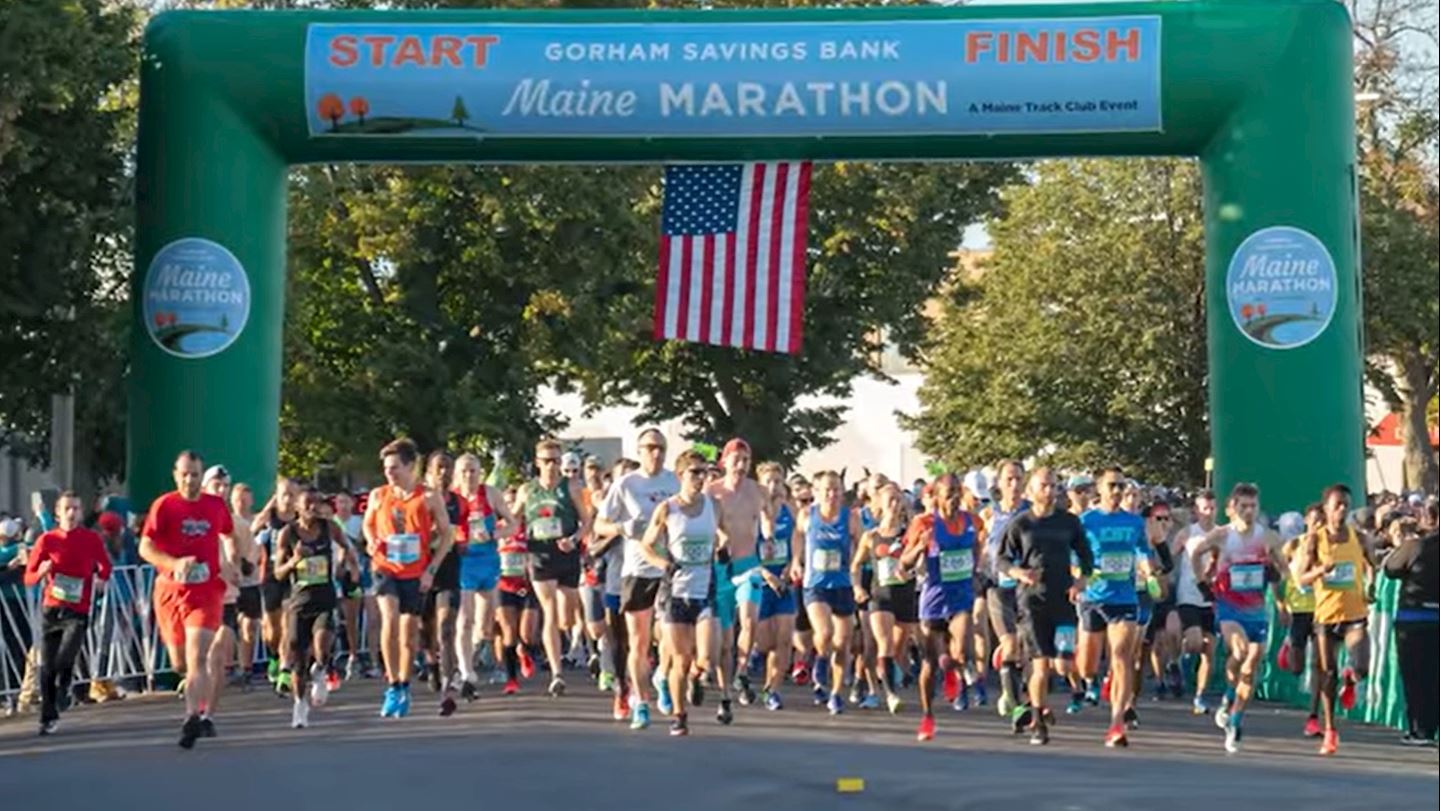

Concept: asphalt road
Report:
left=2, top=678, right=1435, bottom=811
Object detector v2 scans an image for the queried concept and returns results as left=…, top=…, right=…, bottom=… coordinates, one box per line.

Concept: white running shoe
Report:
left=291, top=699, right=310, bottom=729
left=309, top=663, right=329, bottom=707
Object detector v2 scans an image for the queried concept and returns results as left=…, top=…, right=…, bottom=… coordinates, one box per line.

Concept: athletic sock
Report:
left=504, top=647, right=519, bottom=680
left=880, top=656, right=897, bottom=693
left=1001, top=662, right=1021, bottom=701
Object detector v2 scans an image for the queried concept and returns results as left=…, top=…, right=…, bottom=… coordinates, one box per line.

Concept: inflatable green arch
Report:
left=130, top=2, right=1362, bottom=509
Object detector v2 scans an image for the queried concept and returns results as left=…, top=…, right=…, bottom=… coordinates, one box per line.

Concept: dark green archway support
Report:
left=130, top=2, right=1362, bottom=510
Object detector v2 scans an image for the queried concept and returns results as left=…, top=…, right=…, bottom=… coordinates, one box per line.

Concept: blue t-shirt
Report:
left=1081, top=508, right=1149, bottom=606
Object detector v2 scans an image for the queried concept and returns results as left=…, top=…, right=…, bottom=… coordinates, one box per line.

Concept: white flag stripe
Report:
left=752, top=163, right=778, bottom=349
left=665, top=237, right=684, bottom=340
left=776, top=165, right=800, bottom=351
left=710, top=234, right=728, bottom=345
left=687, top=236, right=706, bottom=342
left=730, top=165, right=755, bottom=348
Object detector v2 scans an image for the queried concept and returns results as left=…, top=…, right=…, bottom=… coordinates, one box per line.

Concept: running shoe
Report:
left=588, top=653, right=602, bottom=681
left=670, top=713, right=689, bottom=737
left=38, top=719, right=58, bottom=736
left=917, top=715, right=936, bottom=741
left=1066, top=695, right=1084, bottom=715
left=1099, top=674, right=1112, bottom=704
left=1152, top=682, right=1167, bottom=702
left=1030, top=722, right=1050, bottom=746
left=1010, top=705, right=1034, bottom=735
left=886, top=692, right=903, bottom=715
left=689, top=676, right=705, bottom=707
left=439, top=694, right=457, bottom=717
left=972, top=681, right=988, bottom=707
left=1192, top=696, right=1209, bottom=716
left=548, top=677, right=567, bottom=697
left=179, top=714, right=203, bottom=749
left=345, top=656, right=362, bottom=682
left=953, top=686, right=970, bottom=712
left=275, top=670, right=293, bottom=698
left=380, top=685, right=402, bottom=718
left=1215, top=704, right=1230, bottom=730
left=1399, top=731, right=1432, bottom=747
left=395, top=684, right=412, bottom=717
left=943, top=669, right=960, bottom=703
left=1319, top=728, right=1339, bottom=756
left=291, top=699, right=310, bottom=729
left=717, top=698, right=734, bottom=725
left=791, top=661, right=811, bottom=687
left=1303, top=714, right=1322, bottom=738
left=267, top=657, right=280, bottom=684
left=1104, top=724, right=1128, bottom=748
left=199, top=716, right=217, bottom=738
left=519, top=649, right=536, bottom=680
left=310, top=663, right=330, bottom=707
left=326, top=667, right=342, bottom=694
left=657, top=680, right=675, bottom=716
left=764, top=690, right=784, bottom=711
left=427, top=663, right=443, bottom=693
left=827, top=693, right=845, bottom=716
left=1166, top=663, right=1184, bottom=698
left=461, top=680, right=479, bottom=702
left=613, top=692, right=629, bottom=721
left=848, top=685, right=864, bottom=706
left=1339, top=668, right=1357, bottom=711
left=736, top=674, right=756, bottom=706
left=1084, top=680, right=1101, bottom=706
left=503, top=678, right=520, bottom=696
left=1124, top=707, right=1140, bottom=729
left=1276, top=639, right=1292, bottom=672
left=630, top=701, right=651, bottom=730
left=598, top=672, right=616, bottom=693
left=859, top=694, right=881, bottom=710
left=811, top=684, right=829, bottom=707
left=1224, top=718, right=1242, bottom=754
left=998, top=694, right=1015, bottom=717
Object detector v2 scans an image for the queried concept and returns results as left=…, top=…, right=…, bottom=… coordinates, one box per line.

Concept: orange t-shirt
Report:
left=365, top=486, right=434, bottom=580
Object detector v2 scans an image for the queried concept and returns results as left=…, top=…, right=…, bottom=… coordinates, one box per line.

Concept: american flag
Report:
left=655, top=163, right=812, bottom=353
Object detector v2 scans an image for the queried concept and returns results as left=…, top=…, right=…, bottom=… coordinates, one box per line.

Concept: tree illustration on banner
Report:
left=451, top=95, right=469, bottom=127
left=317, top=93, right=344, bottom=131
left=348, top=96, right=369, bottom=126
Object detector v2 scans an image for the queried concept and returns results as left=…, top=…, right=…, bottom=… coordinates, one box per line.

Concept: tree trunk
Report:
left=1397, top=353, right=1439, bottom=493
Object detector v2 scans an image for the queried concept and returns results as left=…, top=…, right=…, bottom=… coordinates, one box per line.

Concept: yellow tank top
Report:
left=1313, top=526, right=1367, bottom=624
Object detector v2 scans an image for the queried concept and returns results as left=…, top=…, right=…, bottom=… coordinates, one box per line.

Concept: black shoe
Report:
left=200, top=717, right=217, bottom=738
left=1124, top=707, right=1140, bottom=729
left=670, top=713, right=689, bottom=737
left=1011, top=705, right=1034, bottom=735
left=716, top=698, right=733, bottom=725
left=39, top=719, right=58, bottom=736
left=1399, top=731, right=1431, bottom=747
left=460, top=681, right=479, bottom=702
left=57, top=691, right=73, bottom=713
left=689, top=677, right=705, bottom=708
left=1029, top=723, right=1050, bottom=746
left=178, top=715, right=203, bottom=749
left=439, top=695, right=457, bottom=717
left=428, top=665, right=442, bottom=693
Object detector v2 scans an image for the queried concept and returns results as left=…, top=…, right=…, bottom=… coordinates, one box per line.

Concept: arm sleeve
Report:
left=1382, top=539, right=1418, bottom=579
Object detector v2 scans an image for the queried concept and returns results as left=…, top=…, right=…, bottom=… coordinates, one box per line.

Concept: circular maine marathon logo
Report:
left=1225, top=226, right=1337, bottom=350
left=143, top=238, right=251, bottom=359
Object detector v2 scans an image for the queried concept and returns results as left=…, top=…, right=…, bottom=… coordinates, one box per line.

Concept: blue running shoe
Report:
left=657, top=680, right=674, bottom=717
left=396, top=684, right=412, bottom=718
left=1084, top=681, right=1101, bottom=706
left=972, top=681, right=988, bottom=707
left=1066, top=695, right=1084, bottom=715
left=953, top=687, right=971, bottom=712
left=630, top=701, right=651, bottom=730
left=764, top=690, right=783, bottom=711
left=827, top=694, right=844, bottom=715
left=812, top=684, right=829, bottom=706
left=859, top=694, right=881, bottom=710
left=380, top=686, right=401, bottom=718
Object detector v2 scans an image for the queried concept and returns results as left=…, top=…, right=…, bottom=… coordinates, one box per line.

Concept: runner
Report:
left=596, top=429, right=679, bottom=730
left=753, top=463, right=799, bottom=711
left=513, top=438, right=593, bottom=698
left=453, top=452, right=516, bottom=702
left=200, top=466, right=258, bottom=718
left=796, top=471, right=863, bottom=716
left=1173, top=489, right=1220, bottom=715
left=961, top=469, right=990, bottom=711
left=851, top=482, right=917, bottom=714
left=1077, top=466, right=1154, bottom=747
left=253, top=476, right=299, bottom=694
left=900, top=473, right=984, bottom=741
left=273, top=486, right=356, bottom=728
left=362, top=438, right=453, bottom=718
left=1066, top=474, right=1095, bottom=517
left=229, top=483, right=263, bottom=686
left=139, top=450, right=236, bottom=748
left=495, top=515, right=539, bottom=695
left=333, top=492, right=371, bottom=680
left=705, top=438, right=772, bottom=723
left=590, top=457, right=639, bottom=719
left=1294, top=483, right=1375, bottom=756
left=850, top=472, right=888, bottom=708
left=788, top=474, right=815, bottom=686
left=980, top=460, right=1029, bottom=718
left=23, top=491, right=112, bottom=735
left=1140, top=502, right=1179, bottom=703
left=578, top=455, right=615, bottom=686
left=421, top=451, right=465, bottom=716
left=637, top=449, right=727, bottom=736
left=1000, top=468, right=1092, bottom=745
left=1279, top=505, right=1324, bottom=736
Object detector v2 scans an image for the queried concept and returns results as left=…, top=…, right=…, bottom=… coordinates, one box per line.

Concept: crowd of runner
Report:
left=13, top=431, right=1440, bottom=754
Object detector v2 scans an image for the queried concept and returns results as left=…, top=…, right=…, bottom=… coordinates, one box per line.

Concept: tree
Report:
left=451, top=95, right=469, bottom=127
left=906, top=160, right=1210, bottom=486
left=317, top=93, right=345, bottom=130
left=1350, top=0, right=1439, bottom=492
left=0, top=0, right=137, bottom=498
left=347, top=95, right=370, bottom=126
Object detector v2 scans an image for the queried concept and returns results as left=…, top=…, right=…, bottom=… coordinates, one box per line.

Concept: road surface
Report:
left=2, top=680, right=1435, bottom=810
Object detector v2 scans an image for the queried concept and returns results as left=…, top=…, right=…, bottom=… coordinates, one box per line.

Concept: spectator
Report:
left=1382, top=501, right=1438, bottom=747
left=1, top=517, right=33, bottom=714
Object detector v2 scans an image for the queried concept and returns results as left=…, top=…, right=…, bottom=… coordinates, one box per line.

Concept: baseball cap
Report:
left=202, top=465, right=230, bottom=484
left=963, top=470, right=990, bottom=500
left=583, top=455, right=602, bottom=470
left=721, top=438, right=751, bottom=459
left=1276, top=511, right=1305, bottom=540
left=1066, top=474, right=1094, bottom=491
left=561, top=452, right=583, bottom=471
left=98, top=511, right=124, bottom=534
left=0, top=518, right=20, bottom=540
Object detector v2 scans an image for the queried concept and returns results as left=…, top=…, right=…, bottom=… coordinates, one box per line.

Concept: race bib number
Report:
left=181, top=561, right=211, bottom=584
left=50, top=573, right=85, bottom=604
left=297, top=555, right=331, bottom=586
left=877, top=556, right=905, bottom=587
left=1054, top=624, right=1078, bottom=655
left=763, top=538, right=790, bottom=567
left=468, top=516, right=493, bottom=545
left=530, top=516, right=563, bottom=541
left=811, top=548, right=842, bottom=574
left=1324, top=561, right=1357, bottom=589
left=500, top=551, right=528, bottom=578
left=1099, top=551, right=1134, bottom=581
left=386, top=533, right=421, bottom=566
left=939, top=549, right=974, bottom=583
left=1229, top=563, right=1266, bottom=593
left=679, top=538, right=712, bottom=566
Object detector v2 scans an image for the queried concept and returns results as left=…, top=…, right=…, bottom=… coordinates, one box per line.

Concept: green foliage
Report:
left=907, top=159, right=1209, bottom=486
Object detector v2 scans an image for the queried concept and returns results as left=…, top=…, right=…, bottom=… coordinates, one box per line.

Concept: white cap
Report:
left=202, top=465, right=229, bottom=484
left=0, top=518, right=20, bottom=539
left=561, top=452, right=583, bottom=472
left=963, top=470, right=989, bottom=500
left=1276, top=511, right=1305, bottom=539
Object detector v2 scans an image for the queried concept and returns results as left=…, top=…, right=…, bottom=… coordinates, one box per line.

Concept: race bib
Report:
left=297, top=555, right=331, bottom=586
left=468, top=516, right=493, bottom=545
left=1099, top=550, right=1134, bottom=581
left=530, top=516, right=563, bottom=541
left=812, top=548, right=842, bottom=573
left=679, top=538, right=712, bottom=566
left=181, top=561, right=211, bottom=584
left=763, top=538, right=790, bottom=567
left=386, top=533, right=421, bottom=566
left=1054, top=624, right=1078, bottom=655
left=1229, top=563, right=1266, bottom=593
left=877, top=556, right=905, bottom=587
left=939, top=548, right=974, bottom=583
left=50, top=573, right=85, bottom=604
left=1324, top=561, right=1357, bottom=589
left=500, top=551, right=528, bottom=578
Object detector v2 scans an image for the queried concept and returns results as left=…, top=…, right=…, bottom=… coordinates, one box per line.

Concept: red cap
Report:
left=721, top=438, right=751, bottom=459
left=98, top=511, right=124, bottom=534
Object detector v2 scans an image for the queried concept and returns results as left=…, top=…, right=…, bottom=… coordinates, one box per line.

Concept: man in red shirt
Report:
left=140, top=450, right=236, bottom=749
left=24, top=491, right=112, bottom=735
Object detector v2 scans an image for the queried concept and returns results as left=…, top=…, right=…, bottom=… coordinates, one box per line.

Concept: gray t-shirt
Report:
left=602, top=469, right=681, bottom=579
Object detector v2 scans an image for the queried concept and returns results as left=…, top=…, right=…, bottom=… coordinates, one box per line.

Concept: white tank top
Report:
left=1175, top=522, right=1212, bottom=607
left=665, top=495, right=717, bottom=600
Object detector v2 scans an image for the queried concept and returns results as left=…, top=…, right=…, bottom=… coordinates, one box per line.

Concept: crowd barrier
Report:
left=0, top=565, right=1414, bottom=730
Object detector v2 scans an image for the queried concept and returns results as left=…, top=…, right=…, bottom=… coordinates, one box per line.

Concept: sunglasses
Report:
left=1104, top=481, right=1127, bottom=490
left=537, top=457, right=561, bottom=464
left=684, top=467, right=708, bottom=479
left=639, top=443, right=664, bottom=452
left=1152, top=515, right=1171, bottom=523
